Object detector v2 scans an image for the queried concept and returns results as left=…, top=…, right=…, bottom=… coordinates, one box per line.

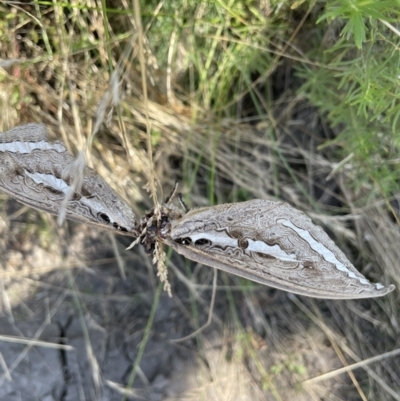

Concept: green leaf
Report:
left=351, top=11, right=366, bottom=48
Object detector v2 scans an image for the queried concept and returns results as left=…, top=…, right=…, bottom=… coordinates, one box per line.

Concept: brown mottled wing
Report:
left=0, top=124, right=137, bottom=236
left=166, top=200, right=394, bottom=299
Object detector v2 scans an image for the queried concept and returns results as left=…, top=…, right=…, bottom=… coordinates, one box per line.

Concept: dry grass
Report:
left=0, top=1, right=399, bottom=400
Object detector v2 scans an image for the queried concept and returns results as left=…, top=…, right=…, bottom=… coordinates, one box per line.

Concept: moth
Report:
left=0, top=124, right=395, bottom=299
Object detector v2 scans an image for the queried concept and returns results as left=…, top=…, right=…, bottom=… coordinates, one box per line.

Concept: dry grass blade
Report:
left=0, top=334, right=74, bottom=351
left=303, top=347, right=400, bottom=384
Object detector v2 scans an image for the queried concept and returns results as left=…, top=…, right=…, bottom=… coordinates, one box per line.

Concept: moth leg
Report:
left=178, top=193, right=189, bottom=213
left=165, top=181, right=179, bottom=204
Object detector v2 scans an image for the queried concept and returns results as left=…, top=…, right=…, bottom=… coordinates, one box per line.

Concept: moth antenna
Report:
left=178, top=193, right=189, bottom=213
left=165, top=181, right=179, bottom=204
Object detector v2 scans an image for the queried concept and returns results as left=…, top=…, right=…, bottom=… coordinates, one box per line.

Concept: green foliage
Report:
left=299, top=1, right=400, bottom=201
left=138, top=0, right=400, bottom=203
left=318, top=0, right=400, bottom=48
left=141, top=0, right=277, bottom=112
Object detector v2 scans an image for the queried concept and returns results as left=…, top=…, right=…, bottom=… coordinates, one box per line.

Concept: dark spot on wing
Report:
left=194, top=238, right=212, bottom=246
left=115, top=223, right=129, bottom=232
left=238, top=238, right=249, bottom=249
left=99, top=213, right=129, bottom=232
left=99, top=213, right=111, bottom=223
left=176, top=237, right=192, bottom=245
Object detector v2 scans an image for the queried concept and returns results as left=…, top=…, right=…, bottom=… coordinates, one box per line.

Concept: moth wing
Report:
left=167, top=200, right=394, bottom=299
left=0, top=124, right=137, bottom=236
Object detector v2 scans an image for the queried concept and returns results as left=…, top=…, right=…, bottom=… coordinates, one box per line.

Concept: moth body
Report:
left=0, top=124, right=395, bottom=299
